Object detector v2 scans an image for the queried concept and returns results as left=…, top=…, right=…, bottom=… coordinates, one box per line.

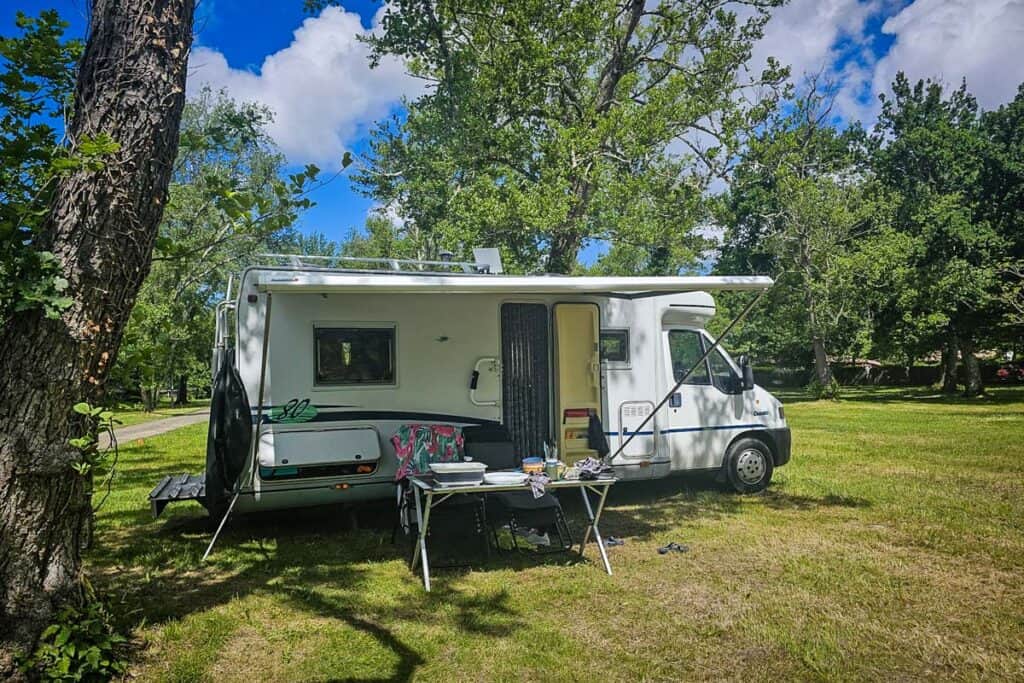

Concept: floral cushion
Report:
left=392, top=424, right=465, bottom=481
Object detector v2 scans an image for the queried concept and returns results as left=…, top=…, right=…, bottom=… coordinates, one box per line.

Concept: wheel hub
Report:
left=736, top=449, right=767, bottom=484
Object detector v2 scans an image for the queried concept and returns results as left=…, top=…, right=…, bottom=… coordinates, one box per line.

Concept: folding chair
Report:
left=462, top=425, right=573, bottom=552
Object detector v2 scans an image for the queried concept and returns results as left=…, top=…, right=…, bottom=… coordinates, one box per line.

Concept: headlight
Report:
left=778, top=406, right=785, bottom=419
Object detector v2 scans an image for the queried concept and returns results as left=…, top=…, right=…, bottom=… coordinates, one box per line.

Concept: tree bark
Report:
left=0, top=0, right=194, bottom=673
left=811, top=335, right=832, bottom=389
left=940, top=331, right=959, bottom=394
left=960, top=338, right=985, bottom=397
left=175, top=374, right=188, bottom=406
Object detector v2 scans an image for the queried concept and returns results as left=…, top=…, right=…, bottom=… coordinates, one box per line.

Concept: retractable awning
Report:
left=254, top=271, right=773, bottom=297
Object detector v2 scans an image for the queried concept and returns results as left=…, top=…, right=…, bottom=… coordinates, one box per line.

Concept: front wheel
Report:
left=725, top=437, right=774, bottom=493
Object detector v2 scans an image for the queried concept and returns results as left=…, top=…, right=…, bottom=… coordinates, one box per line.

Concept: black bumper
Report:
left=767, top=427, right=792, bottom=466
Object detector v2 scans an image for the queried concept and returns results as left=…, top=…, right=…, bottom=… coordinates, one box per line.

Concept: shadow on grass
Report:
left=92, top=471, right=849, bottom=680
left=95, top=506, right=527, bottom=681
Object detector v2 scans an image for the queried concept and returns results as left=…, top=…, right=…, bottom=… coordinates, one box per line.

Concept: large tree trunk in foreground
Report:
left=940, top=332, right=960, bottom=394
left=0, top=0, right=194, bottom=672
left=959, top=338, right=985, bottom=397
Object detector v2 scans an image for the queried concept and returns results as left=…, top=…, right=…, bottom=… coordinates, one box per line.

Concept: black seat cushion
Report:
left=463, top=424, right=513, bottom=443
left=464, top=440, right=518, bottom=470
left=491, top=490, right=560, bottom=511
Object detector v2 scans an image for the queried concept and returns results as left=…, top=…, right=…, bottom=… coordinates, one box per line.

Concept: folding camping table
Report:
left=406, top=475, right=617, bottom=591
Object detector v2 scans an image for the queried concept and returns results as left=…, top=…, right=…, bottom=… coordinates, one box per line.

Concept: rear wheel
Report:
left=725, top=437, right=773, bottom=493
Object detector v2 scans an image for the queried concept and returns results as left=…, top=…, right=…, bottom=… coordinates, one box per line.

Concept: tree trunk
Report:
left=960, top=338, right=985, bottom=397
left=0, top=0, right=194, bottom=673
left=175, top=374, right=188, bottom=406
left=547, top=230, right=583, bottom=274
left=545, top=0, right=643, bottom=275
left=812, top=335, right=832, bottom=388
left=940, top=331, right=959, bottom=394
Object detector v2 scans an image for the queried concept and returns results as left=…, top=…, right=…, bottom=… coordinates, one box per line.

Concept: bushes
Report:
left=17, top=595, right=128, bottom=681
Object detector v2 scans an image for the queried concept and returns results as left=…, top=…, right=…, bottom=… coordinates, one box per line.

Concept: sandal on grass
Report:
left=605, top=536, right=625, bottom=547
left=658, top=542, right=689, bottom=555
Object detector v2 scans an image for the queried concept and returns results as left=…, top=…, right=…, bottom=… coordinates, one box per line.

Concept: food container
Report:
left=544, top=459, right=566, bottom=480
left=429, top=461, right=487, bottom=486
left=521, top=457, right=544, bottom=474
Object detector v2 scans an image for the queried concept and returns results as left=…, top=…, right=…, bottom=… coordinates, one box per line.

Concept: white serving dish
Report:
left=483, top=471, right=529, bottom=486
left=429, top=461, right=487, bottom=486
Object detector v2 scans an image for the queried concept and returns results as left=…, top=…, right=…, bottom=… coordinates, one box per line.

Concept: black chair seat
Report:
left=490, top=490, right=559, bottom=510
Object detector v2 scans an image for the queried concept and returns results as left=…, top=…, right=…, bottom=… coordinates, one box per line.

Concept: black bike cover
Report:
left=204, top=348, right=252, bottom=513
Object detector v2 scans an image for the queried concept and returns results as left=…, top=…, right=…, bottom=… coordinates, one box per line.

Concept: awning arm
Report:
left=606, top=288, right=767, bottom=462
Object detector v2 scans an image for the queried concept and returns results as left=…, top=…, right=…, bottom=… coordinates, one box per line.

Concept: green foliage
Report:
left=352, top=0, right=788, bottom=272
left=715, top=81, right=896, bottom=373
left=869, top=73, right=1013, bottom=370
left=806, top=375, right=841, bottom=400
left=114, top=88, right=322, bottom=397
left=17, top=595, right=128, bottom=681
left=0, top=10, right=83, bottom=322
left=68, top=402, right=120, bottom=511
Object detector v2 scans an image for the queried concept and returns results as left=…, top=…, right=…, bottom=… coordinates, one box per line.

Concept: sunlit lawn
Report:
left=111, top=400, right=209, bottom=428
left=90, top=387, right=1024, bottom=681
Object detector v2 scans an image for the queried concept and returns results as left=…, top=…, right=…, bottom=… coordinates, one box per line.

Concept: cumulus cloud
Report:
left=751, top=0, right=880, bottom=81
left=870, top=0, right=1024, bottom=111
left=186, top=6, right=422, bottom=167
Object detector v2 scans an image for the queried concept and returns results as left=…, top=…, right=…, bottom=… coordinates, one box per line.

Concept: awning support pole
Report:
left=203, top=292, right=273, bottom=561
left=607, top=289, right=767, bottom=462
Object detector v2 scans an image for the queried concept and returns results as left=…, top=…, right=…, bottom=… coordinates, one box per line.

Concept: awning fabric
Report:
left=255, top=271, right=773, bottom=296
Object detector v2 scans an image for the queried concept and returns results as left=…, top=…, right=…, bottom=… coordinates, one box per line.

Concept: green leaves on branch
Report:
left=354, top=0, right=788, bottom=273
left=68, top=402, right=119, bottom=512
left=115, top=88, right=321, bottom=397
left=0, top=10, right=86, bottom=323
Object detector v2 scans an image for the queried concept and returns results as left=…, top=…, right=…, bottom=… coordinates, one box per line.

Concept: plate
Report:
left=483, top=472, right=529, bottom=486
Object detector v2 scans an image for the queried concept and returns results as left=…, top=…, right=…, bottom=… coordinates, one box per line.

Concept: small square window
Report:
left=600, top=329, right=629, bottom=363
left=315, top=327, right=395, bottom=386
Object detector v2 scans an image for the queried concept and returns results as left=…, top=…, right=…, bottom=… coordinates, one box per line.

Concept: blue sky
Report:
left=5, top=1, right=1024, bottom=257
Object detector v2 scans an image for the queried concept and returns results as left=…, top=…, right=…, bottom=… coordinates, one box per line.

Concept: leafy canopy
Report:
left=347, top=0, right=787, bottom=273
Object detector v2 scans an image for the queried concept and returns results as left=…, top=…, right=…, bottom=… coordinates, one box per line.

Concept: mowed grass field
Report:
left=90, top=388, right=1024, bottom=681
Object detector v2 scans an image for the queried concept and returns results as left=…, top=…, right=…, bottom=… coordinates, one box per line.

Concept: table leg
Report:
left=579, top=484, right=613, bottom=575
left=412, top=490, right=434, bottom=591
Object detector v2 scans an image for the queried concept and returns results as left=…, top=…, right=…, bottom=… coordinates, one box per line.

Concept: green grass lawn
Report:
left=90, top=387, right=1024, bottom=681
left=111, top=400, right=210, bottom=428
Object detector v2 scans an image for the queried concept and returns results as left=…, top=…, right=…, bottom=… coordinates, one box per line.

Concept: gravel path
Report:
left=101, top=409, right=209, bottom=448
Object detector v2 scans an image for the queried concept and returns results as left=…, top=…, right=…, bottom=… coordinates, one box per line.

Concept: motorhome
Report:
left=150, top=251, right=790, bottom=518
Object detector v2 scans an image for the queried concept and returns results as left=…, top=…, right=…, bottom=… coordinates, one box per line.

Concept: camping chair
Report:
left=462, top=424, right=573, bottom=553
left=392, top=424, right=489, bottom=564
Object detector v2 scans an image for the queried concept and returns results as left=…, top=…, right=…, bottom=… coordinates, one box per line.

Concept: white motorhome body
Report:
left=200, top=260, right=790, bottom=515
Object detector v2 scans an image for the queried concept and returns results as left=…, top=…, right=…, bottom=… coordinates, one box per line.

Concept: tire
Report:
left=724, top=437, right=774, bottom=493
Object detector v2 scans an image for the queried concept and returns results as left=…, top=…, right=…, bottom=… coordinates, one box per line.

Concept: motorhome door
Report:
left=553, top=303, right=603, bottom=461
left=500, top=303, right=551, bottom=459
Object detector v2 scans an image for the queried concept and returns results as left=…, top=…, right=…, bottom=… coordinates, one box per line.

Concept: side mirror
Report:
left=738, top=354, right=755, bottom=391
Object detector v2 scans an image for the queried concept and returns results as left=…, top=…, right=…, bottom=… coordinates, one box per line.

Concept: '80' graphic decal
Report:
left=269, top=398, right=318, bottom=423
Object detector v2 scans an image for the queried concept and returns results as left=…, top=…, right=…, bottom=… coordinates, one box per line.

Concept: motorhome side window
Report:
left=667, top=330, right=710, bottom=384
left=600, top=330, right=629, bottom=362
left=315, top=327, right=395, bottom=386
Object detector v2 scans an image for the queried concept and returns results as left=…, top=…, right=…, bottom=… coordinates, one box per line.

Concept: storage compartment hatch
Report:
left=258, top=426, right=382, bottom=468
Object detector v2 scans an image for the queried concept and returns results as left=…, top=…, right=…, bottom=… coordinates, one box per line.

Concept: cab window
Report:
left=667, top=330, right=710, bottom=385
left=707, top=345, right=742, bottom=394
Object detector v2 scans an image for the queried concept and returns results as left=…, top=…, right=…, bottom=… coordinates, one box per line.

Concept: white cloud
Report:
left=187, top=6, right=422, bottom=167
left=751, top=0, right=880, bottom=81
left=870, top=0, right=1024, bottom=111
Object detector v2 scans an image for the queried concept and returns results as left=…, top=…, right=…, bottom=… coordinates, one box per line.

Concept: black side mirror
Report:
left=738, top=354, right=755, bottom=391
